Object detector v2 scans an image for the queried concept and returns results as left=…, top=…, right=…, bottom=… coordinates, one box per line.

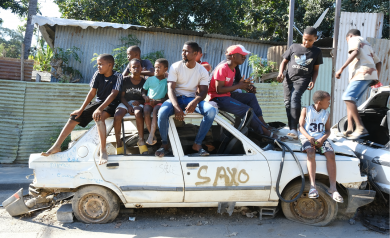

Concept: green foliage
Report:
left=91, top=34, right=141, bottom=72
left=0, top=24, right=23, bottom=58
left=248, top=54, right=277, bottom=82
left=31, top=38, right=53, bottom=71
left=142, top=50, right=164, bottom=66
left=341, top=0, right=389, bottom=39
left=52, top=46, right=83, bottom=83
left=0, top=0, right=28, bottom=23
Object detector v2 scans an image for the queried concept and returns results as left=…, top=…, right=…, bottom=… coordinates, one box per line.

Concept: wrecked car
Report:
left=3, top=110, right=376, bottom=226
left=331, top=85, right=390, bottom=196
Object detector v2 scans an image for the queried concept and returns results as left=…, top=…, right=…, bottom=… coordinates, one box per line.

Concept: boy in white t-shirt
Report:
left=299, top=90, right=343, bottom=203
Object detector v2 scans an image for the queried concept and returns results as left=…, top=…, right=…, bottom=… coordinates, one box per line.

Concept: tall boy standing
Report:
left=42, top=54, right=122, bottom=165
left=277, top=27, right=323, bottom=139
left=335, top=29, right=382, bottom=139
left=123, top=46, right=154, bottom=78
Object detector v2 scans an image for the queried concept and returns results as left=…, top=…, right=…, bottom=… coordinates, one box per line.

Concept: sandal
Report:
left=342, top=131, right=352, bottom=138
left=137, top=142, right=149, bottom=155
left=308, top=188, right=319, bottom=198
left=193, top=148, right=209, bottom=156
left=146, top=139, right=157, bottom=146
left=326, top=191, right=344, bottom=203
left=347, top=130, right=369, bottom=140
left=116, top=146, right=124, bottom=155
left=155, top=147, right=171, bottom=157
left=287, top=132, right=298, bottom=140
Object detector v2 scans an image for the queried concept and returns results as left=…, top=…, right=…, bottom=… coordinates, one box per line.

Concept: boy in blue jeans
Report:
left=335, top=29, right=382, bottom=139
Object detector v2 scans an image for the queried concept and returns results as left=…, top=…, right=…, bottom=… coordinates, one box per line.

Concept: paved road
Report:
left=0, top=190, right=386, bottom=238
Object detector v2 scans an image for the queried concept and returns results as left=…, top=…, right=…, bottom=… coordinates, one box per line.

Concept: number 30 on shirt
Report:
left=309, top=123, right=324, bottom=132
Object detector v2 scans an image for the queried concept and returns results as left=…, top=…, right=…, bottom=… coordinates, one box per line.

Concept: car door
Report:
left=97, top=118, right=184, bottom=204
left=171, top=114, right=272, bottom=203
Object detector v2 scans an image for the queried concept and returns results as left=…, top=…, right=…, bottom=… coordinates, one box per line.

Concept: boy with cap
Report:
left=42, top=54, right=122, bottom=165
left=209, top=45, right=280, bottom=139
left=335, top=29, right=382, bottom=139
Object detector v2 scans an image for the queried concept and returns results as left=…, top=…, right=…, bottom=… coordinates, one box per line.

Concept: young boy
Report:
left=299, top=90, right=343, bottom=203
left=123, top=45, right=154, bottom=78
left=277, top=27, right=323, bottom=139
left=195, top=46, right=212, bottom=72
left=114, top=59, right=148, bottom=155
left=335, top=29, right=382, bottom=139
left=42, top=54, right=122, bottom=165
left=143, top=58, right=169, bottom=146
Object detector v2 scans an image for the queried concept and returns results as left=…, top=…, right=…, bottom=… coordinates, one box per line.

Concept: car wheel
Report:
left=72, top=185, right=120, bottom=224
left=281, top=180, right=338, bottom=226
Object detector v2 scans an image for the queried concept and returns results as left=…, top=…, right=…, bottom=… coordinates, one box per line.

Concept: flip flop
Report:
left=347, top=131, right=369, bottom=140
left=155, top=147, right=171, bottom=157
left=287, top=133, right=298, bottom=140
left=308, top=188, right=319, bottom=198
left=342, top=131, right=352, bottom=138
left=326, top=191, right=344, bottom=203
left=137, top=143, right=149, bottom=155
left=146, top=139, right=157, bottom=146
left=193, top=148, right=209, bottom=156
left=116, top=146, right=124, bottom=155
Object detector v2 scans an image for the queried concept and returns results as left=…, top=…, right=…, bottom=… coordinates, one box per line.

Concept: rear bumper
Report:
left=345, top=188, right=376, bottom=213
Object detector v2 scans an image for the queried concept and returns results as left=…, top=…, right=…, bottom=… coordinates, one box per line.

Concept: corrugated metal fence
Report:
left=0, top=80, right=90, bottom=163
left=332, top=12, right=384, bottom=123
left=53, top=26, right=276, bottom=83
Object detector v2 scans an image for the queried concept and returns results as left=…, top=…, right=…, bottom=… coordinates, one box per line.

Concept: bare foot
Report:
left=146, top=135, right=157, bottom=145
left=41, top=146, right=61, bottom=156
left=99, top=151, right=108, bottom=165
left=155, top=144, right=169, bottom=157
left=138, top=138, right=146, bottom=146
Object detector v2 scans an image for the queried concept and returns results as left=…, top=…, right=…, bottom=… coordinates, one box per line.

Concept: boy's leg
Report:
left=144, top=104, right=153, bottom=134
left=134, top=106, right=146, bottom=146
left=147, top=105, right=160, bottom=145
left=156, top=100, right=174, bottom=157
left=306, top=147, right=317, bottom=192
left=283, top=79, right=293, bottom=130
left=193, top=101, right=217, bottom=152
left=113, top=108, right=127, bottom=148
left=41, top=119, right=79, bottom=156
left=96, top=111, right=112, bottom=165
left=324, top=151, right=337, bottom=193
left=290, top=79, right=310, bottom=131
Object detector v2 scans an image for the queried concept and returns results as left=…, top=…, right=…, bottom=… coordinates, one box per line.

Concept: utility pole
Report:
left=330, top=0, right=342, bottom=124
left=287, top=0, right=295, bottom=47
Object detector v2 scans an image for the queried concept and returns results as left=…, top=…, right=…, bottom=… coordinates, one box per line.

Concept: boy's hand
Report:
left=315, top=138, right=325, bottom=148
left=185, top=100, right=198, bottom=114
left=150, top=99, right=157, bottom=107
left=309, top=137, right=316, bottom=146
left=127, top=106, right=134, bottom=115
left=335, top=69, right=343, bottom=79
left=143, top=96, right=150, bottom=103
left=307, top=81, right=315, bottom=90
left=132, top=101, right=140, bottom=107
left=174, top=106, right=185, bottom=121
left=247, top=85, right=257, bottom=94
left=93, top=108, right=103, bottom=121
left=70, top=109, right=83, bottom=119
left=276, top=73, right=284, bottom=83
left=237, top=76, right=252, bottom=90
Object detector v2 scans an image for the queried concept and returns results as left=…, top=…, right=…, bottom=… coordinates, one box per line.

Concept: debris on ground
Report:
left=115, top=222, right=122, bottom=228
left=245, top=211, right=258, bottom=218
left=225, top=232, right=238, bottom=237
left=129, top=217, right=136, bottom=221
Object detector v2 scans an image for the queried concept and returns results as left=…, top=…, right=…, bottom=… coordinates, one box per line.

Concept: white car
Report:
left=3, top=111, right=376, bottom=226
left=331, top=85, right=390, bottom=196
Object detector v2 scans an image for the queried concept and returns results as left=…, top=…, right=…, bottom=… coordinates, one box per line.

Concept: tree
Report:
left=23, top=0, right=37, bottom=59
left=0, top=0, right=27, bottom=24
left=0, top=23, right=24, bottom=58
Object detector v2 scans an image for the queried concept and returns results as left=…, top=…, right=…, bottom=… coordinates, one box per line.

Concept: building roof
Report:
left=32, top=16, right=286, bottom=46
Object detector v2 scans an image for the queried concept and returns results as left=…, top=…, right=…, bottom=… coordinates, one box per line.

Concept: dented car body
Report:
left=5, top=113, right=376, bottom=225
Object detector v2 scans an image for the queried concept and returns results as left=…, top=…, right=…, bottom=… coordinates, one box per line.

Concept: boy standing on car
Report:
left=42, top=54, right=122, bottom=165
left=299, top=90, right=343, bottom=203
left=335, top=29, right=382, bottom=139
left=123, top=45, right=154, bottom=78
left=156, top=41, right=217, bottom=157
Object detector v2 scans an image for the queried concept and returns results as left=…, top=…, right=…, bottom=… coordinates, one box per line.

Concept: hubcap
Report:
left=79, top=194, right=108, bottom=222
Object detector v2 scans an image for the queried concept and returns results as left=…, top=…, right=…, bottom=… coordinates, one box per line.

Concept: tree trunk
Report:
left=23, top=0, right=38, bottom=59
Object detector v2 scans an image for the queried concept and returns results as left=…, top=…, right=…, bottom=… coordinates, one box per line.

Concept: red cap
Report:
left=225, top=45, right=251, bottom=56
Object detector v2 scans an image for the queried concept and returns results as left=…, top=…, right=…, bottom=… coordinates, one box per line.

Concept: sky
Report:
left=0, top=0, right=61, bottom=30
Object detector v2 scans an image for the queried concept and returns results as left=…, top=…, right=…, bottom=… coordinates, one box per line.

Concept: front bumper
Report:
left=345, top=188, right=376, bottom=213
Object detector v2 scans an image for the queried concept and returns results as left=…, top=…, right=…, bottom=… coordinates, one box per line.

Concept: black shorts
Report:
left=70, top=101, right=118, bottom=127
left=300, top=138, right=334, bottom=154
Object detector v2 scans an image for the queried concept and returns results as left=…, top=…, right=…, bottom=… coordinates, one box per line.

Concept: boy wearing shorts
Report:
left=143, top=58, right=169, bottom=146
left=335, top=29, right=382, bottom=139
left=299, top=90, right=343, bottom=203
left=42, top=54, right=122, bottom=165
left=114, top=59, right=147, bottom=154
left=277, top=27, right=323, bottom=139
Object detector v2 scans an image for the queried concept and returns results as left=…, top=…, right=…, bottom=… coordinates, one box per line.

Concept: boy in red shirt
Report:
left=209, top=45, right=279, bottom=139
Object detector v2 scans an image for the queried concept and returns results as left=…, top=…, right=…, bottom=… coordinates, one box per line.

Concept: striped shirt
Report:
left=90, top=70, right=123, bottom=103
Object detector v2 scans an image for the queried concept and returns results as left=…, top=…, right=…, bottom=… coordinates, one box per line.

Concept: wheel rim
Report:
left=289, top=191, right=328, bottom=223
left=78, top=193, right=109, bottom=223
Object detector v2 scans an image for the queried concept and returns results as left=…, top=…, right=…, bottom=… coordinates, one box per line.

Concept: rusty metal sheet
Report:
left=0, top=57, right=34, bottom=81
left=267, top=45, right=288, bottom=68
left=332, top=12, right=385, bottom=124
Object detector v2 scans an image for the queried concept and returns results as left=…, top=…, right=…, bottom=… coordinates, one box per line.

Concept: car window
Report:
left=175, top=117, right=246, bottom=156
left=107, top=119, right=172, bottom=156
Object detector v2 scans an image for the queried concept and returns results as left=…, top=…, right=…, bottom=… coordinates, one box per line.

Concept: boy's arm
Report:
left=276, top=59, right=289, bottom=82
left=316, top=116, right=331, bottom=147
left=168, top=81, right=184, bottom=121
left=93, top=89, right=120, bottom=121
left=120, top=91, right=134, bottom=114
left=298, top=108, right=315, bottom=146
left=71, top=88, right=97, bottom=119
left=216, top=75, right=252, bottom=94
left=335, top=49, right=359, bottom=79
left=308, top=65, right=320, bottom=90
left=141, top=88, right=150, bottom=103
